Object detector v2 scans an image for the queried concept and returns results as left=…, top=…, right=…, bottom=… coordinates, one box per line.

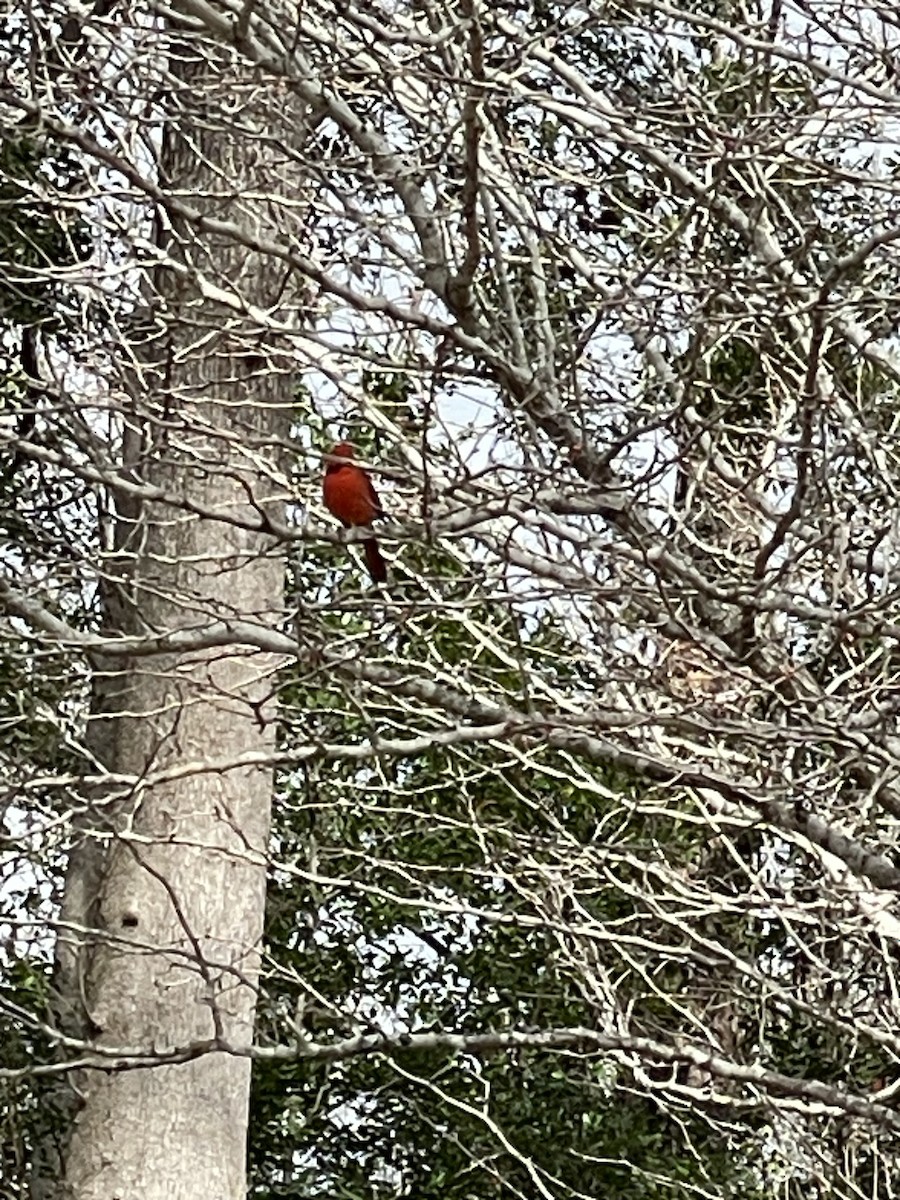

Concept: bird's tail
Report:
left=364, top=538, right=388, bottom=584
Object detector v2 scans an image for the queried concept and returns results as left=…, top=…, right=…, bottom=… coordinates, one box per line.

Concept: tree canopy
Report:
left=3, top=0, right=900, bottom=1196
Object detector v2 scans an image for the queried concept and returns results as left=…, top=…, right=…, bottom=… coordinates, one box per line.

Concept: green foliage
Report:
left=250, top=585, right=773, bottom=1198
left=0, top=136, right=90, bottom=328
left=255, top=498, right=899, bottom=1197
left=0, top=118, right=99, bottom=1199
left=0, top=958, right=60, bottom=1197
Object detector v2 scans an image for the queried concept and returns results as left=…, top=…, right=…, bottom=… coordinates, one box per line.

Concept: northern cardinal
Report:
left=322, top=442, right=388, bottom=583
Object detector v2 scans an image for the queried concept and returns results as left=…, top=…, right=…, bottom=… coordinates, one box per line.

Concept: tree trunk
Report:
left=46, top=39, right=296, bottom=1200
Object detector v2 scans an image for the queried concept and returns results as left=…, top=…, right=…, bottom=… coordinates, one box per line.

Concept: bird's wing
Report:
left=365, top=473, right=384, bottom=519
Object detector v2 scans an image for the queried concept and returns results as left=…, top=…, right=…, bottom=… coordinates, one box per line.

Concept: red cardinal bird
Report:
left=322, top=442, right=388, bottom=583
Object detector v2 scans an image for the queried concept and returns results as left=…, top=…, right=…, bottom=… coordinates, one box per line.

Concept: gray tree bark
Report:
left=40, top=35, right=299, bottom=1200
